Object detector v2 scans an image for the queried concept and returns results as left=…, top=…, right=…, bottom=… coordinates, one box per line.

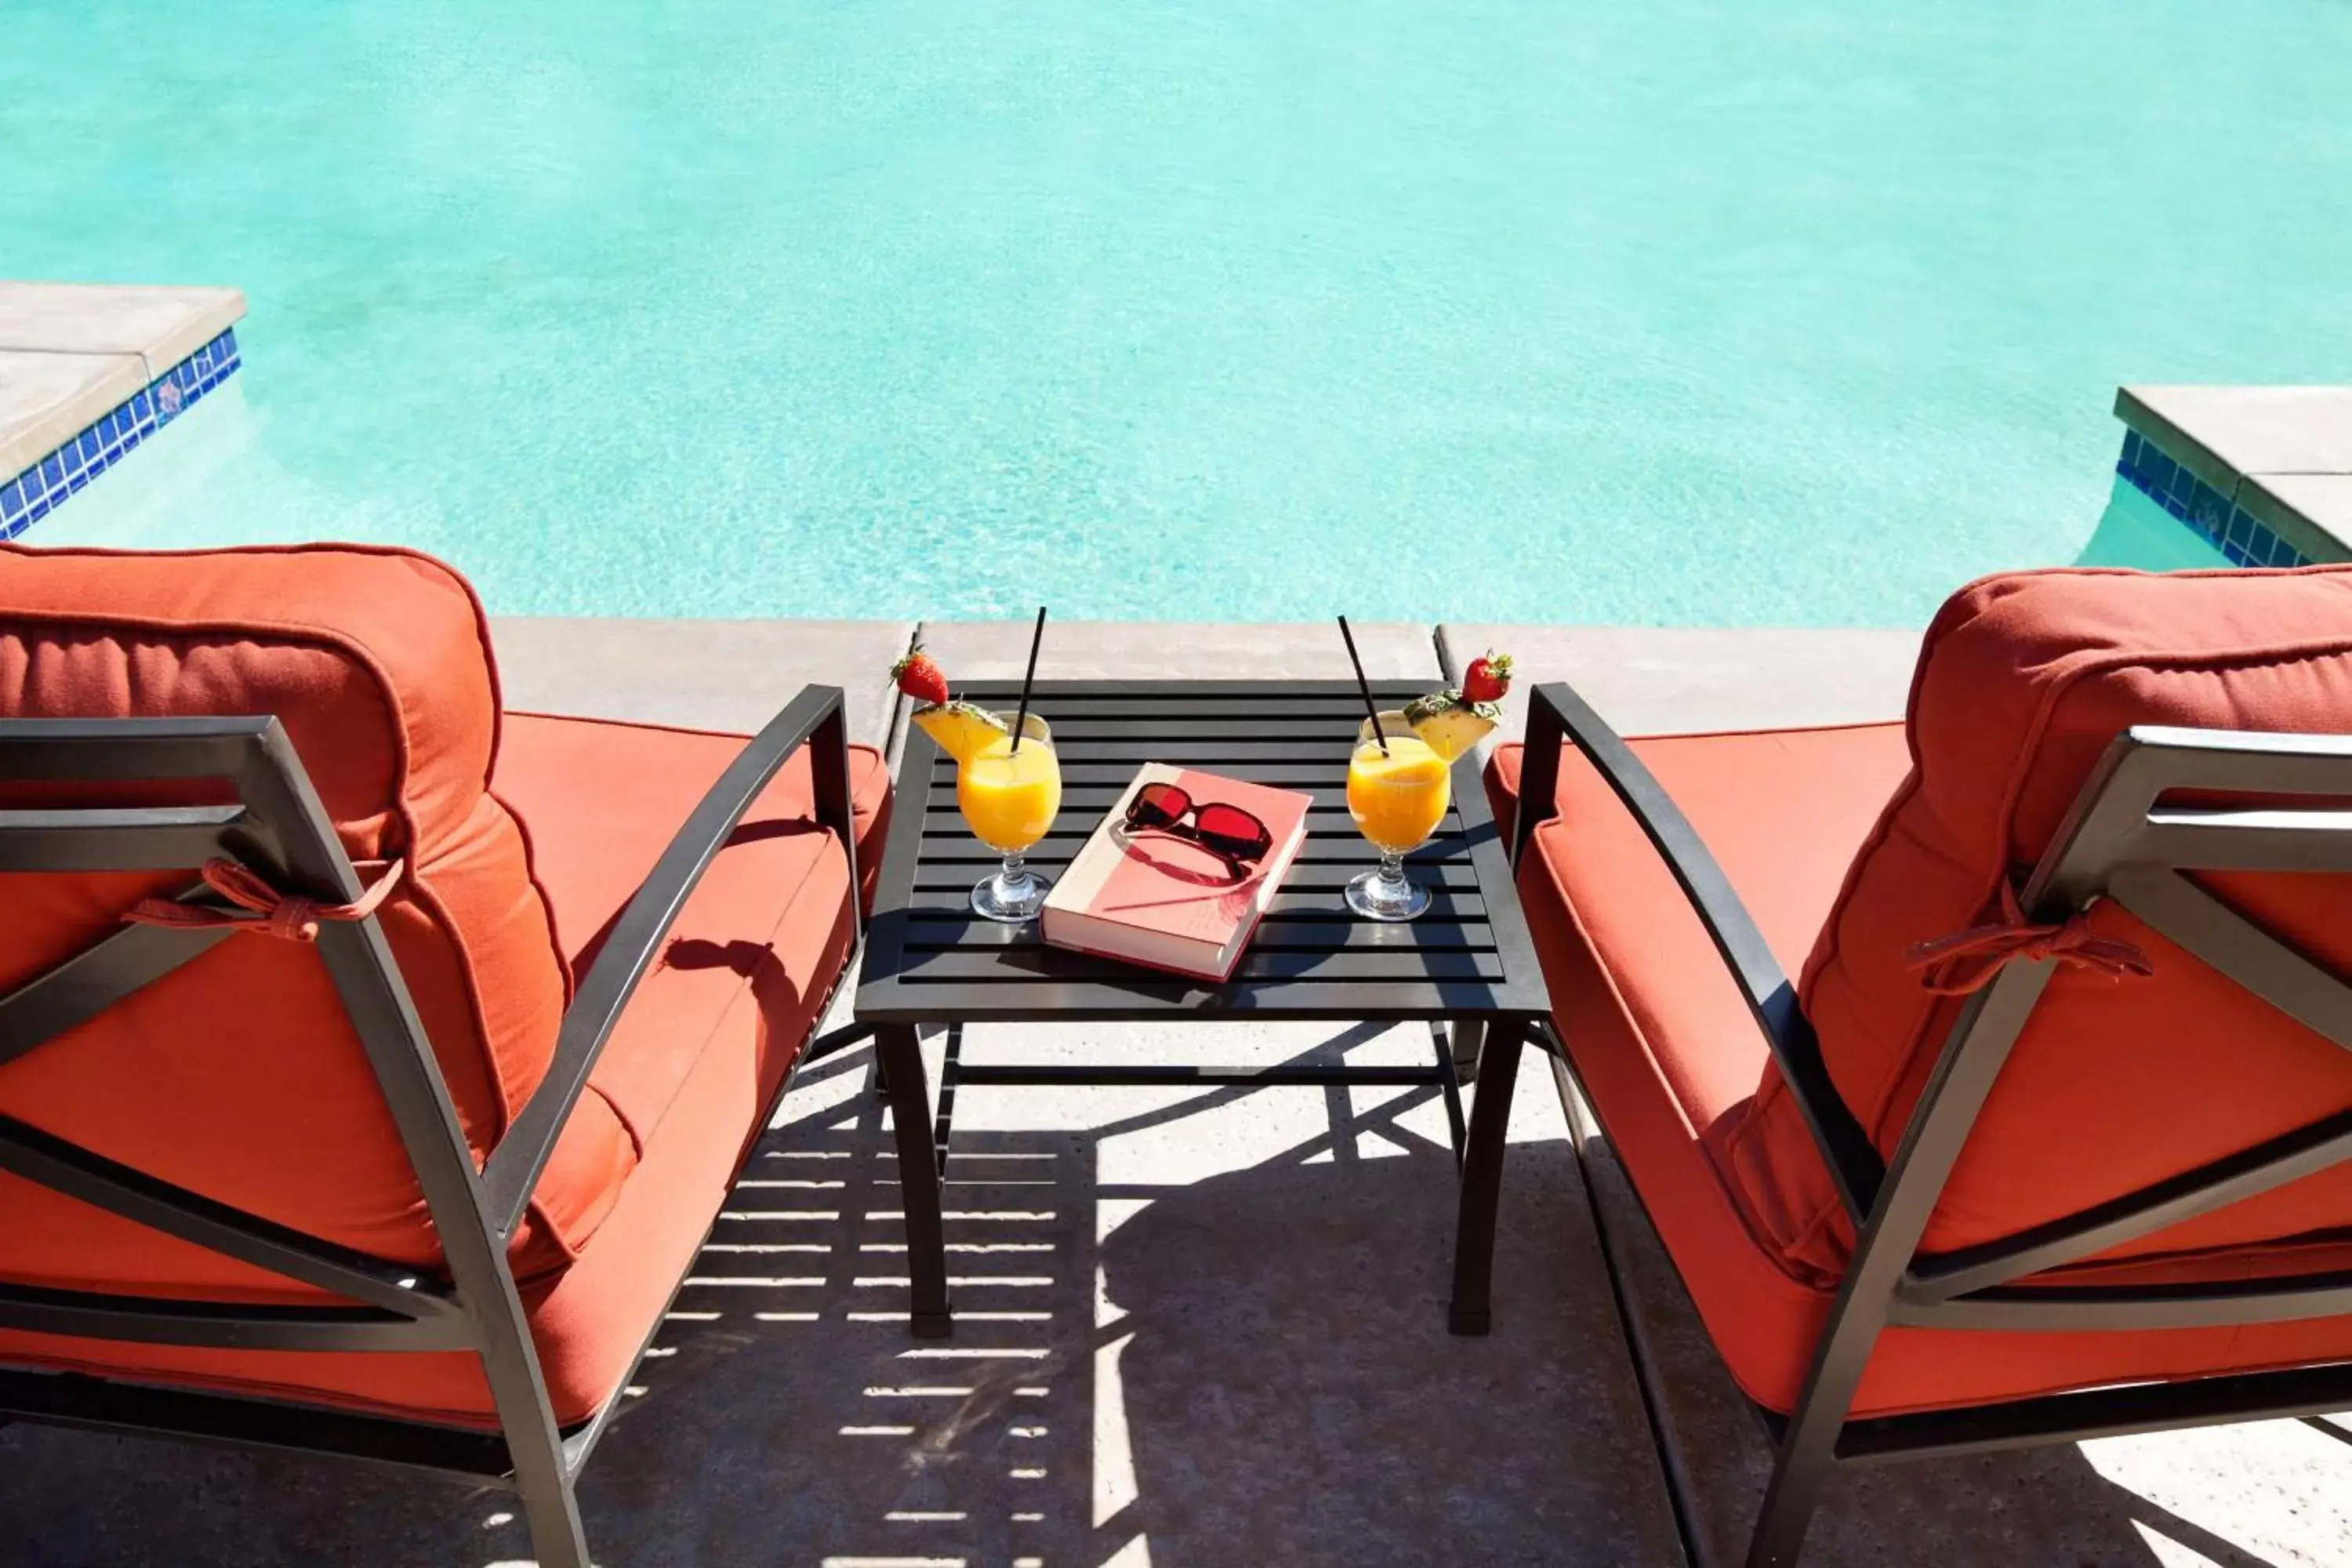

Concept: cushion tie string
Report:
left=1904, top=880, right=2152, bottom=996
left=124, top=858, right=405, bottom=944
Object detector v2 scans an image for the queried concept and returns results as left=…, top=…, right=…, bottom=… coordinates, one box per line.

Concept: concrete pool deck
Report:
left=0, top=283, right=245, bottom=474
left=2117, top=386, right=2352, bottom=564
left=6, top=615, right=2347, bottom=1566
left=0, top=283, right=246, bottom=538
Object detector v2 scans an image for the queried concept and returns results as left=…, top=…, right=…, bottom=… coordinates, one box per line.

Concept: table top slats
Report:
left=857, top=680, right=1549, bottom=1024
left=906, top=862, right=1488, bottom=894
left=899, top=916, right=1496, bottom=955
left=891, top=947, right=1508, bottom=985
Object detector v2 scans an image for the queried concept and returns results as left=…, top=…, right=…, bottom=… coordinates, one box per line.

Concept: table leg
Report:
left=1447, top=1018, right=1525, bottom=1336
left=1448, top=1017, right=1486, bottom=1084
left=874, top=1022, right=953, bottom=1338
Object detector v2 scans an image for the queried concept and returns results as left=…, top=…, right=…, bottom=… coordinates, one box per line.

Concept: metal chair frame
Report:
left=0, top=685, right=864, bottom=1568
left=1515, top=680, right=2352, bottom=1567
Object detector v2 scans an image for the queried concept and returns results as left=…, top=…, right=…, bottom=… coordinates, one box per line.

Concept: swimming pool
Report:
left=9, top=2, right=2347, bottom=622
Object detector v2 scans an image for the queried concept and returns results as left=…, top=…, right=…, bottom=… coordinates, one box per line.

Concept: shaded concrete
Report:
left=1436, top=623, right=1918, bottom=742
left=488, top=616, right=915, bottom=748
left=0, top=1024, right=1684, bottom=1566
left=1555, top=1070, right=2352, bottom=1568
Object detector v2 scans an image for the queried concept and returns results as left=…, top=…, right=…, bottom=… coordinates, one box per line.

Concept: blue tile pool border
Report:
left=0, top=328, right=242, bottom=539
left=2114, top=425, right=2315, bottom=568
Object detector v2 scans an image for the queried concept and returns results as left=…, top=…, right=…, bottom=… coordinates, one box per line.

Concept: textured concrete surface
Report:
left=0, top=281, right=245, bottom=369
left=1436, top=623, right=1919, bottom=740
left=0, top=282, right=245, bottom=474
left=0, top=1023, right=1683, bottom=1566
left=2118, top=386, right=2352, bottom=488
left=488, top=616, right=915, bottom=748
left=2117, top=385, right=2352, bottom=557
left=0, top=349, right=147, bottom=477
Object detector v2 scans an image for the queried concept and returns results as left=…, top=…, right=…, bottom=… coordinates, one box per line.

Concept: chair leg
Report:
left=1745, top=1422, right=1836, bottom=1568
left=874, top=1022, right=953, bottom=1338
left=1743, top=1283, right=1881, bottom=1567
left=477, top=1345, right=593, bottom=1568
left=1448, top=1018, right=1526, bottom=1335
left=511, top=1456, right=593, bottom=1568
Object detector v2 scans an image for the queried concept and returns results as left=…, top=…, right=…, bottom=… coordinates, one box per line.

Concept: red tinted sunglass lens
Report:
left=1195, top=803, right=1271, bottom=859
left=1127, top=783, right=1190, bottom=830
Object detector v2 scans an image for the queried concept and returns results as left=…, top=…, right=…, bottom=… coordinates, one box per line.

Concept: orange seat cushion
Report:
left=0, top=710, right=867, bottom=1427
left=498, top=710, right=893, bottom=935
left=492, top=713, right=887, bottom=1170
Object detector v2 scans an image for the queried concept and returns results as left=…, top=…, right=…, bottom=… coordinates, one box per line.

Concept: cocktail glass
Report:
left=958, top=713, right=1062, bottom=923
left=1344, top=711, right=1450, bottom=922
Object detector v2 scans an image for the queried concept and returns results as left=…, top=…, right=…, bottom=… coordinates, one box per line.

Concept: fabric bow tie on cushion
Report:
left=1905, top=880, right=2154, bottom=996
left=125, top=857, right=406, bottom=943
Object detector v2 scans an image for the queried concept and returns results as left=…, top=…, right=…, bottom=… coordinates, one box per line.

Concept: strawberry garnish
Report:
left=891, top=648, right=950, bottom=707
left=1462, top=652, right=1514, bottom=706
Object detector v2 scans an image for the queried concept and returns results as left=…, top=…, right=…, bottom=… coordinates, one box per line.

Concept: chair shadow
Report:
left=1570, top=1115, right=2342, bottom=1568
left=1088, top=1117, right=1687, bottom=1563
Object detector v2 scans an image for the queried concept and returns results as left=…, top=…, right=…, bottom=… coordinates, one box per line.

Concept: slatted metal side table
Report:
left=851, top=680, right=1552, bottom=1338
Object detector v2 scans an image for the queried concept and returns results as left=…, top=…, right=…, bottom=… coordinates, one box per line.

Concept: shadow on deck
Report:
left=2, top=1026, right=2343, bottom=1566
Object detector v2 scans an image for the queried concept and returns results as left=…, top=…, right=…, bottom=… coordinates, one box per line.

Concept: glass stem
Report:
left=1377, top=850, right=1406, bottom=887
left=1000, top=851, right=1028, bottom=889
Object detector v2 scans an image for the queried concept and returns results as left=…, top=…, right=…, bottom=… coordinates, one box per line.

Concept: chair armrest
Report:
left=1517, top=681, right=1882, bottom=1221
left=483, top=685, right=859, bottom=1241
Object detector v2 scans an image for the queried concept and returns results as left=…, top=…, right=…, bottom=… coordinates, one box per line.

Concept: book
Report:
left=1040, top=764, right=1314, bottom=982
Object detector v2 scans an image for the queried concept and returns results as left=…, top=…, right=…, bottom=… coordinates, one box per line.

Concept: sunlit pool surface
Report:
left=10, top=2, right=2345, bottom=621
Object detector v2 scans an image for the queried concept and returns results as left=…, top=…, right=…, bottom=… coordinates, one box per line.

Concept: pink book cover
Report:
left=1040, top=764, right=1313, bottom=982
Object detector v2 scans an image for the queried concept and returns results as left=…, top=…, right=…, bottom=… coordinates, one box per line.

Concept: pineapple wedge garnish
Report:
left=911, top=699, right=1011, bottom=764
left=1403, top=690, right=1500, bottom=763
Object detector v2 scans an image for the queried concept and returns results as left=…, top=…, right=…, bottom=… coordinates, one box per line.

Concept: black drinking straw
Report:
left=1008, top=606, right=1047, bottom=754
left=1336, top=615, right=1388, bottom=756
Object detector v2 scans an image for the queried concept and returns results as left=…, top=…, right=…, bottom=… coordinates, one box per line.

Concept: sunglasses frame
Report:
left=1122, top=782, right=1273, bottom=868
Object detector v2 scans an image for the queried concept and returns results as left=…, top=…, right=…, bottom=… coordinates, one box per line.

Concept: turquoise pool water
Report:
left=9, top=2, right=2348, bottom=622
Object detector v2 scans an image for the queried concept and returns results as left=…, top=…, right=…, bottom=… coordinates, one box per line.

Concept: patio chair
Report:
left=1486, top=566, right=2352, bottom=1566
left=0, top=543, right=895, bottom=1568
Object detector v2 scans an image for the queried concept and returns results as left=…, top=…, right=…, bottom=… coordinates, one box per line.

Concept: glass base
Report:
left=971, top=862, right=1052, bottom=924
left=1345, top=863, right=1430, bottom=923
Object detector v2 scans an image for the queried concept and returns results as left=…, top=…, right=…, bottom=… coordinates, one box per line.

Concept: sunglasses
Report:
left=1123, top=782, right=1273, bottom=867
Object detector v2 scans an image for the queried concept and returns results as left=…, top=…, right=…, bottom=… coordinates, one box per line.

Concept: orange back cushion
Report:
left=1731, top=566, right=2352, bottom=1281
left=0, top=544, right=616, bottom=1300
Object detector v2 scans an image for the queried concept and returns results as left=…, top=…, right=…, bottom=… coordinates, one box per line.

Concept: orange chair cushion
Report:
left=0, top=543, right=579, bottom=1298
left=1492, top=717, right=2352, bottom=1415
left=0, top=710, right=866, bottom=1427
left=1748, top=567, right=2352, bottom=1280
left=491, top=713, right=888, bottom=1162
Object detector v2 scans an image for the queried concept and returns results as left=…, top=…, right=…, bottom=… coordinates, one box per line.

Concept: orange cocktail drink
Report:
left=956, top=713, right=1061, bottom=921
left=1344, top=712, right=1449, bottom=921
left=958, top=728, right=1062, bottom=853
